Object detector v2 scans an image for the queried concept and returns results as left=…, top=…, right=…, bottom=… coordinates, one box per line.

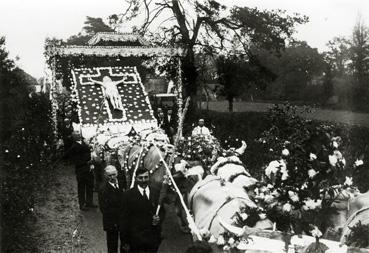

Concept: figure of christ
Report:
left=88, top=76, right=125, bottom=111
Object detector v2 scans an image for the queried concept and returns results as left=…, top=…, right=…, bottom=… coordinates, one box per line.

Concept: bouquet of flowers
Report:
left=176, top=134, right=222, bottom=173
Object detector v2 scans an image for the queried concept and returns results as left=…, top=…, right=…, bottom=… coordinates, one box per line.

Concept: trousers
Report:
left=77, top=173, right=94, bottom=207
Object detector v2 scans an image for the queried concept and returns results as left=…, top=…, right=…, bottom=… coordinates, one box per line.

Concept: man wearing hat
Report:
left=192, top=118, right=211, bottom=136
left=98, top=165, right=124, bottom=253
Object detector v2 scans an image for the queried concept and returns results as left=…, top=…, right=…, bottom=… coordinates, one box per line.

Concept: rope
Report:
left=152, top=142, right=202, bottom=241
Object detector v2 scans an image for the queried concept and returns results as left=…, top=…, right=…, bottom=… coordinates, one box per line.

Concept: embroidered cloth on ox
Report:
left=71, top=66, right=155, bottom=126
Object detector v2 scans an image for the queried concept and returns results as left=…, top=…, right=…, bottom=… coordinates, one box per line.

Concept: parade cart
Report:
left=46, top=32, right=184, bottom=142
left=45, top=33, right=369, bottom=253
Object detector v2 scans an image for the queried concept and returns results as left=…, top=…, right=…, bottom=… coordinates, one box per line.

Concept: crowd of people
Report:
left=66, top=113, right=215, bottom=253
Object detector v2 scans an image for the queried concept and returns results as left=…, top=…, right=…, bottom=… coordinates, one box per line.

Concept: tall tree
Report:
left=66, top=16, right=114, bottom=45
left=350, top=18, right=369, bottom=109
left=268, top=41, right=325, bottom=100
left=325, top=36, right=351, bottom=76
left=115, top=0, right=308, bottom=110
left=351, top=18, right=369, bottom=86
left=0, top=36, right=15, bottom=72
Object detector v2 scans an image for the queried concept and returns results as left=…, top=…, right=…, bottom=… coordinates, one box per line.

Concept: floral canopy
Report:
left=46, top=32, right=184, bottom=139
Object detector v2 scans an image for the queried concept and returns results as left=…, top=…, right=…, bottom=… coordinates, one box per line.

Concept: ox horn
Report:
left=218, top=217, right=244, bottom=237
left=235, top=141, right=247, bottom=155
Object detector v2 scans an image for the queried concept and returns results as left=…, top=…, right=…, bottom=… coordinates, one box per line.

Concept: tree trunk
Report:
left=228, top=96, right=233, bottom=112
left=182, top=48, right=199, bottom=116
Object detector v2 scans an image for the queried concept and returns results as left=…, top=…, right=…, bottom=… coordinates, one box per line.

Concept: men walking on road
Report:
left=67, top=133, right=97, bottom=210
left=98, top=165, right=124, bottom=253
left=120, top=168, right=164, bottom=253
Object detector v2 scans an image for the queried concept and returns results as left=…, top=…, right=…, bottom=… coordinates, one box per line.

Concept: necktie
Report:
left=143, top=188, right=149, bottom=201
left=200, top=127, right=202, bottom=134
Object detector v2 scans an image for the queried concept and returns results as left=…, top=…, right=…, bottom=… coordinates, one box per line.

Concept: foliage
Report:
left=345, top=221, right=369, bottom=248
left=350, top=18, right=369, bottom=110
left=1, top=37, right=57, bottom=252
left=0, top=36, right=15, bottom=72
left=324, top=36, right=351, bottom=76
left=260, top=41, right=326, bottom=101
left=1, top=94, right=57, bottom=252
left=66, top=16, right=115, bottom=45
left=215, top=53, right=276, bottom=111
left=115, top=0, right=307, bottom=110
left=241, top=104, right=357, bottom=233
left=185, top=106, right=369, bottom=235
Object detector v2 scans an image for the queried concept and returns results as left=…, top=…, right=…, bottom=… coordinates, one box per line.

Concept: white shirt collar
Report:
left=137, top=185, right=150, bottom=198
left=109, top=181, right=119, bottom=189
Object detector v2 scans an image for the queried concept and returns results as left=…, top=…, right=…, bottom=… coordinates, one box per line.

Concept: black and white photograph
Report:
left=1, top=0, right=369, bottom=252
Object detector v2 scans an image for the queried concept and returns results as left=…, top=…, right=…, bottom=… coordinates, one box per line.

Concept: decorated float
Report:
left=45, top=33, right=369, bottom=252
left=45, top=32, right=183, bottom=140
left=45, top=31, right=185, bottom=189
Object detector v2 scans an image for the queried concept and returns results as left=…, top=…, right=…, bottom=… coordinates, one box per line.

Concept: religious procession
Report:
left=2, top=1, right=369, bottom=253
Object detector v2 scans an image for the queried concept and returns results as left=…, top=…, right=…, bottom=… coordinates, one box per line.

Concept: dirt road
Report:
left=33, top=163, right=191, bottom=252
left=200, top=101, right=369, bottom=127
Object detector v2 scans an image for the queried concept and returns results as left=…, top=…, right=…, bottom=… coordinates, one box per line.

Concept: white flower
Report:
left=301, top=182, right=308, bottom=190
left=288, top=191, right=299, bottom=202
left=355, top=159, right=364, bottom=167
left=228, top=237, right=235, bottom=245
left=223, top=245, right=231, bottom=251
left=344, top=176, right=353, bottom=186
left=237, top=240, right=249, bottom=250
left=308, top=169, right=317, bottom=178
left=199, top=228, right=210, bottom=237
left=329, top=154, right=338, bottom=166
left=271, top=190, right=280, bottom=197
left=329, top=150, right=345, bottom=167
left=217, top=235, right=225, bottom=245
left=240, top=213, right=248, bottom=221
left=5, top=149, right=8, bottom=153
left=259, top=213, right=267, bottom=220
left=264, top=194, right=275, bottom=204
left=332, top=141, right=339, bottom=149
left=282, top=203, right=292, bottom=212
left=72, top=229, right=78, bottom=238
left=17, top=155, right=20, bottom=158
left=310, top=226, right=322, bottom=238
left=302, top=198, right=322, bottom=210
left=309, top=153, right=317, bottom=161
left=282, top=148, right=290, bottom=156
left=267, top=184, right=274, bottom=189
left=265, top=160, right=280, bottom=178
left=208, top=235, right=217, bottom=243
left=280, top=163, right=289, bottom=181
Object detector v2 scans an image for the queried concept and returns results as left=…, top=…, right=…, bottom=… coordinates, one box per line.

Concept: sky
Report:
left=0, top=0, right=368, bottom=78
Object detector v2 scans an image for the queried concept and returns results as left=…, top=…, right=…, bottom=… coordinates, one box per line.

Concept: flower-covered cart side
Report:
left=175, top=104, right=369, bottom=252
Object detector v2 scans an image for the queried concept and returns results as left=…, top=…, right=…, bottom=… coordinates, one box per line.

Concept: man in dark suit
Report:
left=120, top=168, right=164, bottom=253
left=67, top=133, right=96, bottom=210
left=98, top=165, right=124, bottom=253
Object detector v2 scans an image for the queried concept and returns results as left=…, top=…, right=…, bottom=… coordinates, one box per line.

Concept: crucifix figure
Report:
left=88, top=76, right=124, bottom=111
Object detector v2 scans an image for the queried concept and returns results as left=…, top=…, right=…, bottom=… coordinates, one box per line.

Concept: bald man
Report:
left=192, top=118, right=211, bottom=136
left=98, top=165, right=124, bottom=253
